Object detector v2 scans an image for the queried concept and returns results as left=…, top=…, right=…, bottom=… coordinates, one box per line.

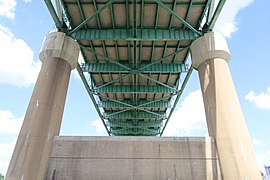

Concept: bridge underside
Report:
left=45, top=0, right=221, bottom=136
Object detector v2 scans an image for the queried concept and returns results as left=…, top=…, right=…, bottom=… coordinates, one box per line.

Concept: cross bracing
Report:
left=46, top=0, right=226, bottom=136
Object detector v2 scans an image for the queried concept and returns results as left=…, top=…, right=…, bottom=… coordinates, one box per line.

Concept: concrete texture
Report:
left=6, top=32, right=79, bottom=180
left=46, top=136, right=221, bottom=180
left=40, top=32, right=80, bottom=69
left=191, top=32, right=261, bottom=179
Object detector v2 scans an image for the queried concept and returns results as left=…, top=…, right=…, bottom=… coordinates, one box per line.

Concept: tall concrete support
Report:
left=6, top=32, right=79, bottom=180
left=190, top=32, right=261, bottom=179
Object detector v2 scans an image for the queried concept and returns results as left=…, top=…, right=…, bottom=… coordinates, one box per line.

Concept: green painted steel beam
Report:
left=206, top=0, right=214, bottom=23
left=68, top=0, right=115, bottom=34
left=139, top=46, right=190, bottom=71
left=80, top=44, right=131, bottom=71
left=111, top=128, right=160, bottom=136
left=81, top=63, right=188, bottom=73
left=95, top=73, right=131, bottom=90
left=81, top=44, right=186, bottom=48
left=44, top=0, right=62, bottom=29
left=101, top=100, right=170, bottom=108
left=96, top=85, right=176, bottom=93
left=208, top=0, right=226, bottom=30
left=71, top=29, right=199, bottom=41
left=138, top=73, right=175, bottom=91
left=160, top=67, right=194, bottom=136
left=64, top=1, right=206, bottom=5
left=105, top=111, right=165, bottom=119
left=197, top=0, right=212, bottom=30
left=76, top=64, right=110, bottom=136
left=154, top=0, right=202, bottom=35
left=107, top=121, right=162, bottom=128
left=103, top=105, right=164, bottom=118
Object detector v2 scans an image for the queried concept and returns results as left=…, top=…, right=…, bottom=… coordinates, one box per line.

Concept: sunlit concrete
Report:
left=6, top=32, right=79, bottom=180
left=191, top=32, right=261, bottom=179
left=46, top=136, right=221, bottom=180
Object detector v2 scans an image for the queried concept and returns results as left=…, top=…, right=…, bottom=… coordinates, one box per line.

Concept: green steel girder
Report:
left=101, top=100, right=170, bottom=108
left=96, top=85, right=175, bottom=93
left=160, top=67, right=194, bottom=136
left=70, top=29, right=199, bottom=41
left=95, top=73, right=131, bottom=90
left=208, top=0, right=226, bottom=30
left=45, top=0, right=227, bottom=137
left=107, top=121, right=162, bottom=128
left=105, top=111, right=165, bottom=120
left=206, top=0, right=215, bottom=23
left=197, top=0, right=211, bottom=29
left=80, top=44, right=131, bottom=71
left=81, top=63, right=188, bottom=73
left=154, top=0, right=202, bottom=35
left=81, top=43, right=189, bottom=72
left=139, top=46, right=190, bottom=71
left=138, top=73, right=175, bottom=91
left=110, top=128, right=160, bottom=136
left=76, top=64, right=110, bottom=135
left=44, top=0, right=62, bottom=29
left=104, top=104, right=164, bottom=118
left=97, top=94, right=174, bottom=119
left=64, top=1, right=206, bottom=6
left=68, top=0, right=115, bottom=34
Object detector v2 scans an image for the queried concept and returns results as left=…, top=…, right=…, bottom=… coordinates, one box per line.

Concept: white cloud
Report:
left=163, top=90, right=208, bottom=136
left=0, top=109, right=21, bottom=175
left=0, top=139, right=16, bottom=175
left=245, top=86, right=270, bottom=110
left=0, top=25, right=41, bottom=87
left=0, top=140, right=16, bottom=159
left=23, top=0, right=31, bottom=3
left=214, top=0, right=254, bottom=38
left=0, top=109, right=23, bottom=134
left=91, top=119, right=107, bottom=136
left=267, top=150, right=270, bottom=158
left=253, top=137, right=263, bottom=146
left=0, top=0, right=16, bottom=19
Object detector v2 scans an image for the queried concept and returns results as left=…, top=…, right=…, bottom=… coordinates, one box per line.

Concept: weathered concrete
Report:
left=46, top=136, right=221, bottom=180
left=191, top=32, right=261, bottom=179
left=6, top=32, right=79, bottom=180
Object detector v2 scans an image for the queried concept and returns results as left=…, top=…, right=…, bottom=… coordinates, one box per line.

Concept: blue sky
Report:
left=0, top=0, right=270, bottom=175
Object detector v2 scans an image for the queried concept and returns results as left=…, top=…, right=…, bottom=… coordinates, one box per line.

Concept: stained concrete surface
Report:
left=46, top=136, right=221, bottom=180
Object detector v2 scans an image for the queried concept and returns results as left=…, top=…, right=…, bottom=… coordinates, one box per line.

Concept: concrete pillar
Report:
left=190, top=32, right=261, bottom=179
left=6, top=32, right=79, bottom=180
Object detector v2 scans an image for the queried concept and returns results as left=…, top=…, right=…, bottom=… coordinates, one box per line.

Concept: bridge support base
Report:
left=46, top=136, right=221, bottom=180
left=191, top=32, right=261, bottom=179
left=6, top=32, right=79, bottom=180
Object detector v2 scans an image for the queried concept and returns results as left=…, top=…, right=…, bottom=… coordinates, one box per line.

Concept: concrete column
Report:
left=190, top=32, right=261, bottom=179
left=6, top=32, right=79, bottom=180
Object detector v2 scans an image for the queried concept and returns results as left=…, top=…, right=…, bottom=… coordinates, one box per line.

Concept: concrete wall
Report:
left=46, top=136, right=221, bottom=180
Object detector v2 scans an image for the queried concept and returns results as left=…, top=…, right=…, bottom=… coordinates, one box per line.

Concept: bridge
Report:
left=46, top=0, right=218, bottom=136
left=6, top=0, right=261, bottom=179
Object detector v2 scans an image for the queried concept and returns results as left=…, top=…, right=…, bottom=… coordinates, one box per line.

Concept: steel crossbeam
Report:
left=68, top=0, right=115, bottom=34
left=81, top=63, right=188, bottom=73
left=154, top=0, right=202, bottom=35
left=110, top=128, right=160, bottom=135
left=107, top=121, right=162, bottom=128
left=105, top=111, right=165, bottom=120
left=96, top=85, right=175, bottom=93
left=101, top=100, right=170, bottom=108
left=70, top=29, right=199, bottom=41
